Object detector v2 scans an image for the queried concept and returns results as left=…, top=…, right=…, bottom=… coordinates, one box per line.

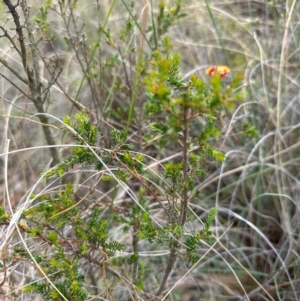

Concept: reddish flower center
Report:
left=206, top=66, right=230, bottom=78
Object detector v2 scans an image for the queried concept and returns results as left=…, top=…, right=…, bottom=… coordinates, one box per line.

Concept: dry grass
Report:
left=1, top=0, right=300, bottom=300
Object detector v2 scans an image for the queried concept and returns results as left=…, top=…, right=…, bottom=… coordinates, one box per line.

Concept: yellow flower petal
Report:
left=206, top=65, right=230, bottom=78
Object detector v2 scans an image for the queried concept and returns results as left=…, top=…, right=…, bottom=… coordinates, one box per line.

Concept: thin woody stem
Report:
left=3, top=0, right=60, bottom=166
left=180, top=105, right=189, bottom=225
left=156, top=103, right=190, bottom=296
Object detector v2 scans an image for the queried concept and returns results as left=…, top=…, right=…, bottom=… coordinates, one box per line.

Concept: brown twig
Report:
left=3, top=0, right=61, bottom=166
left=157, top=97, right=190, bottom=296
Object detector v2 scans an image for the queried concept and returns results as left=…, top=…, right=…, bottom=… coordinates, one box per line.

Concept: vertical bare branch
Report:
left=3, top=0, right=27, bottom=68
left=3, top=0, right=60, bottom=166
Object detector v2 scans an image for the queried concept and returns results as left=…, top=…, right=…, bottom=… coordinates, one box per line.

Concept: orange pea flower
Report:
left=205, top=66, right=230, bottom=78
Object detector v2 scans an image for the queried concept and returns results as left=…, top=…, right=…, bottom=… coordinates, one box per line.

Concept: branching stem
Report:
left=3, top=0, right=60, bottom=166
left=156, top=102, right=190, bottom=296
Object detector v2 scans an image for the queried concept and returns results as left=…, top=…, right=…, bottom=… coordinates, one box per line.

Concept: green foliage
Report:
left=20, top=183, right=124, bottom=300
left=1, top=1, right=245, bottom=299
left=144, top=38, right=242, bottom=153
left=142, top=40, right=241, bottom=292
left=150, top=0, right=187, bottom=47
left=64, top=112, right=97, bottom=145
left=242, top=121, right=259, bottom=138
left=185, top=206, right=218, bottom=263
left=33, top=6, right=49, bottom=35
left=2, top=0, right=299, bottom=299
left=43, top=112, right=101, bottom=178
left=35, top=36, right=241, bottom=299
left=0, top=206, right=10, bottom=222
